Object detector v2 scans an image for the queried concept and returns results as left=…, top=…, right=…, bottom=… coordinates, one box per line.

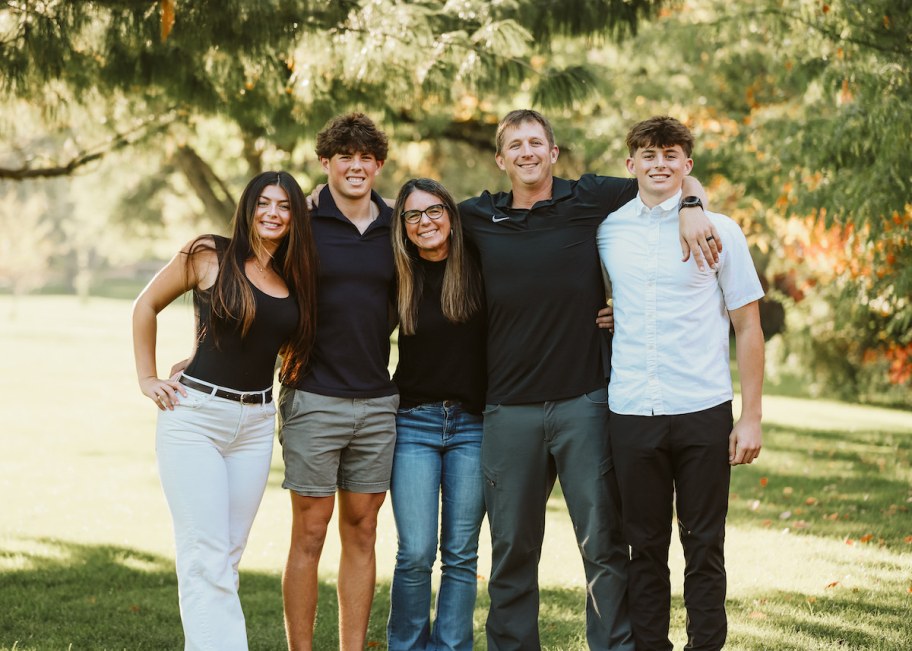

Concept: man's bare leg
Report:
left=283, top=493, right=335, bottom=651
left=337, top=490, right=386, bottom=651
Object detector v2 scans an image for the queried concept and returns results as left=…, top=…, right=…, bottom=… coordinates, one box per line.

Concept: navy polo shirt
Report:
left=288, top=186, right=397, bottom=398
left=459, top=175, right=637, bottom=405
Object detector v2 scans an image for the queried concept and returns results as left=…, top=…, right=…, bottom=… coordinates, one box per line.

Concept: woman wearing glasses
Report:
left=387, top=178, right=487, bottom=650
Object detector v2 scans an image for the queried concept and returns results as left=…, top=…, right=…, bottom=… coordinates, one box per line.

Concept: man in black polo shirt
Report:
left=458, top=109, right=718, bottom=651
left=278, top=113, right=398, bottom=651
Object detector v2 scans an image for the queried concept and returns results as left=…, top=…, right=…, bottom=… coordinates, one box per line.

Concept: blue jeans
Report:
left=388, top=402, right=485, bottom=651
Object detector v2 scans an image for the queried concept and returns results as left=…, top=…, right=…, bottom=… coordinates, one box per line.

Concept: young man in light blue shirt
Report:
left=597, top=116, right=765, bottom=651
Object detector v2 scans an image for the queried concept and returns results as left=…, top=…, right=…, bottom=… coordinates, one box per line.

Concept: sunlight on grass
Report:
left=0, top=538, right=69, bottom=571
left=2, top=295, right=911, bottom=650
left=747, top=394, right=912, bottom=434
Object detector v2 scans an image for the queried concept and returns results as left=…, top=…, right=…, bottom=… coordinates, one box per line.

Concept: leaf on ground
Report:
left=779, top=510, right=792, bottom=520
left=805, top=496, right=818, bottom=505
left=845, top=538, right=855, bottom=545
left=749, top=610, right=767, bottom=619
left=860, top=533, right=874, bottom=543
left=826, top=581, right=840, bottom=589
left=904, top=535, right=912, bottom=544
left=759, top=477, right=768, bottom=487
left=783, top=486, right=794, bottom=496
left=749, top=499, right=761, bottom=511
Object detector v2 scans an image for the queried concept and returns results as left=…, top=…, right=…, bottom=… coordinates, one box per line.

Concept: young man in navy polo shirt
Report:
left=278, top=113, right=398, bottom=651
left=458, top=109, right=719, bottom=651
left=597, top=116, right=764, bottom=650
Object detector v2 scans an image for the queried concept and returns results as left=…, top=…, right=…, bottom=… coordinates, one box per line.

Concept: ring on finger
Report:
left=706, top=235, right=715, bottom=241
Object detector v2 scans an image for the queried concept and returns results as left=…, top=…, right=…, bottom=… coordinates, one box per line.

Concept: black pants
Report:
left=609, top=402, right=732, bottom=651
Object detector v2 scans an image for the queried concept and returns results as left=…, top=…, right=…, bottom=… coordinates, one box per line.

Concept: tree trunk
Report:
left=173, top=145, right=236, bottom=225
left=242, top=133, right=263, bottom=179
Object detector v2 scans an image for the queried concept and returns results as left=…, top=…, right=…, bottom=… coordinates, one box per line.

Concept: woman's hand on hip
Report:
left=140, top=376, right=187, bottom=411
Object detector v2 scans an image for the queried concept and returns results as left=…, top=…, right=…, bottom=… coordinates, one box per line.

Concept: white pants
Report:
left=155, top=379, right=276, bottom=651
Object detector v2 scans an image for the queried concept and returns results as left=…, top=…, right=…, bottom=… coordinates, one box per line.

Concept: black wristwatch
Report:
left=679, top=195, right=703, bottom=210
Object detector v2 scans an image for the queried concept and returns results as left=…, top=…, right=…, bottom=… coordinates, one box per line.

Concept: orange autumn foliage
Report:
left=161, top=0, right=175, bottom=43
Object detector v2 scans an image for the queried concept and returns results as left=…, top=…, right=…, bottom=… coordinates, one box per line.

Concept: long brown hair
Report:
left=187, top=171, right=318, bottom=383
left=391, top=178, right=483, bottom=335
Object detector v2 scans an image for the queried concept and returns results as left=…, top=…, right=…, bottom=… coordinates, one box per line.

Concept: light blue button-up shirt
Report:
left=596, top=191, right=764, bottom=416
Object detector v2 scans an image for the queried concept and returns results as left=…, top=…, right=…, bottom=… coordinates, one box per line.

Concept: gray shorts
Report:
left=277, top=387, right=398, bottom=497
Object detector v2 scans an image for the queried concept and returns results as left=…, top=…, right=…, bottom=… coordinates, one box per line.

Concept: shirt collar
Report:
left=492, top=176, right=571, bottom=210
left=316, top=185, right=391, bottom=226
left=634, top=190, right=683, bottom=216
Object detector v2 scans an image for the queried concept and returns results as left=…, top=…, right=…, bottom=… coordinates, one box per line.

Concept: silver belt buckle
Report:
left=239, top=392, right=257, bottom=405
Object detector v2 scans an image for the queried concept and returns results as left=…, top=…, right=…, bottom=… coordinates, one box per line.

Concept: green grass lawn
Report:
left=1, top=295, right=910, bottom=650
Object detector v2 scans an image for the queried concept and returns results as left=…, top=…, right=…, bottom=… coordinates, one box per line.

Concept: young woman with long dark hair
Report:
left=132, top=170, right=317, bottom=650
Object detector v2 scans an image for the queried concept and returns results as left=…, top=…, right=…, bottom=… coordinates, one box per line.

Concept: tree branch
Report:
left=0, top=109, right=180, bottom=180
left=707, top=7, right=911, bottom=57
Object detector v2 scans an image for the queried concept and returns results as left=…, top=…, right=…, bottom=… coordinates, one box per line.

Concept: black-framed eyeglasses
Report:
left=402, top=204, right=446, bottom=224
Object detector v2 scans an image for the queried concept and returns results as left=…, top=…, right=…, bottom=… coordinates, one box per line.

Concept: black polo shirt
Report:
left=459, top=175, right=637, bottom=405
left=288, top=186, right=397, bottom=398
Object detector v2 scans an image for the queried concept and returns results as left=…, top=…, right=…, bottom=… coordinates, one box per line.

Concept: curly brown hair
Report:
left=315, top=112, right=389, bottom=162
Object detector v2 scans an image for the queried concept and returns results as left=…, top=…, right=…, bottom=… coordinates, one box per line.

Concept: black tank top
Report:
left=184, top=239, right=298, bottom=391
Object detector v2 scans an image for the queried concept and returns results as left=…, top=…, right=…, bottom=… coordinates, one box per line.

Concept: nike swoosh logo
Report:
left=492, top=215, right=510, bottom=222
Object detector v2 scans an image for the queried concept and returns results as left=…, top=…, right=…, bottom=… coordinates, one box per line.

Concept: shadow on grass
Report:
left=0, top=539, right=390, bottom=650
left=728, top=423, right=911, bottom=546
left=725, top=587, right=912, bottom=651
left=0, top=539, right=585, bottom=651
left=3, top=538, right=909, bottom=651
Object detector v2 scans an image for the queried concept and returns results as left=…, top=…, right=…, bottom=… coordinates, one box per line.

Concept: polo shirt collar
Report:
left=635, top=189, right=682, bottom=216
left=316, top=185, right=391, bottom=225
left=493, top=176, right=571, bottom=210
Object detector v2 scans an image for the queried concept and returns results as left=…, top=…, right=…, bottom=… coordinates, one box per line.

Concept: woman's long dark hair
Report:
left=186, top=171, right=318, bottom=384
left=391, top=178, right=483, bottom=335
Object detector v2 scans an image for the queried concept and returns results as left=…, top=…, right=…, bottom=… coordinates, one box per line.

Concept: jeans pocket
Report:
left=278, top=387, right=298, bottom=426
left=397, top=404, right=424, bottom=416
left=261, top=400, right=278, bottom=420
left=482, top=403, right=501, bottom=416
left=175, top=386, right=211, bottom=410
left=583, top=386, right=608, bottom=405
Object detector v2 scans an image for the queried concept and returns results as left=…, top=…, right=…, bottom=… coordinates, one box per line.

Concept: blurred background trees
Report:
left=1, top=0, right=909, bottom=405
